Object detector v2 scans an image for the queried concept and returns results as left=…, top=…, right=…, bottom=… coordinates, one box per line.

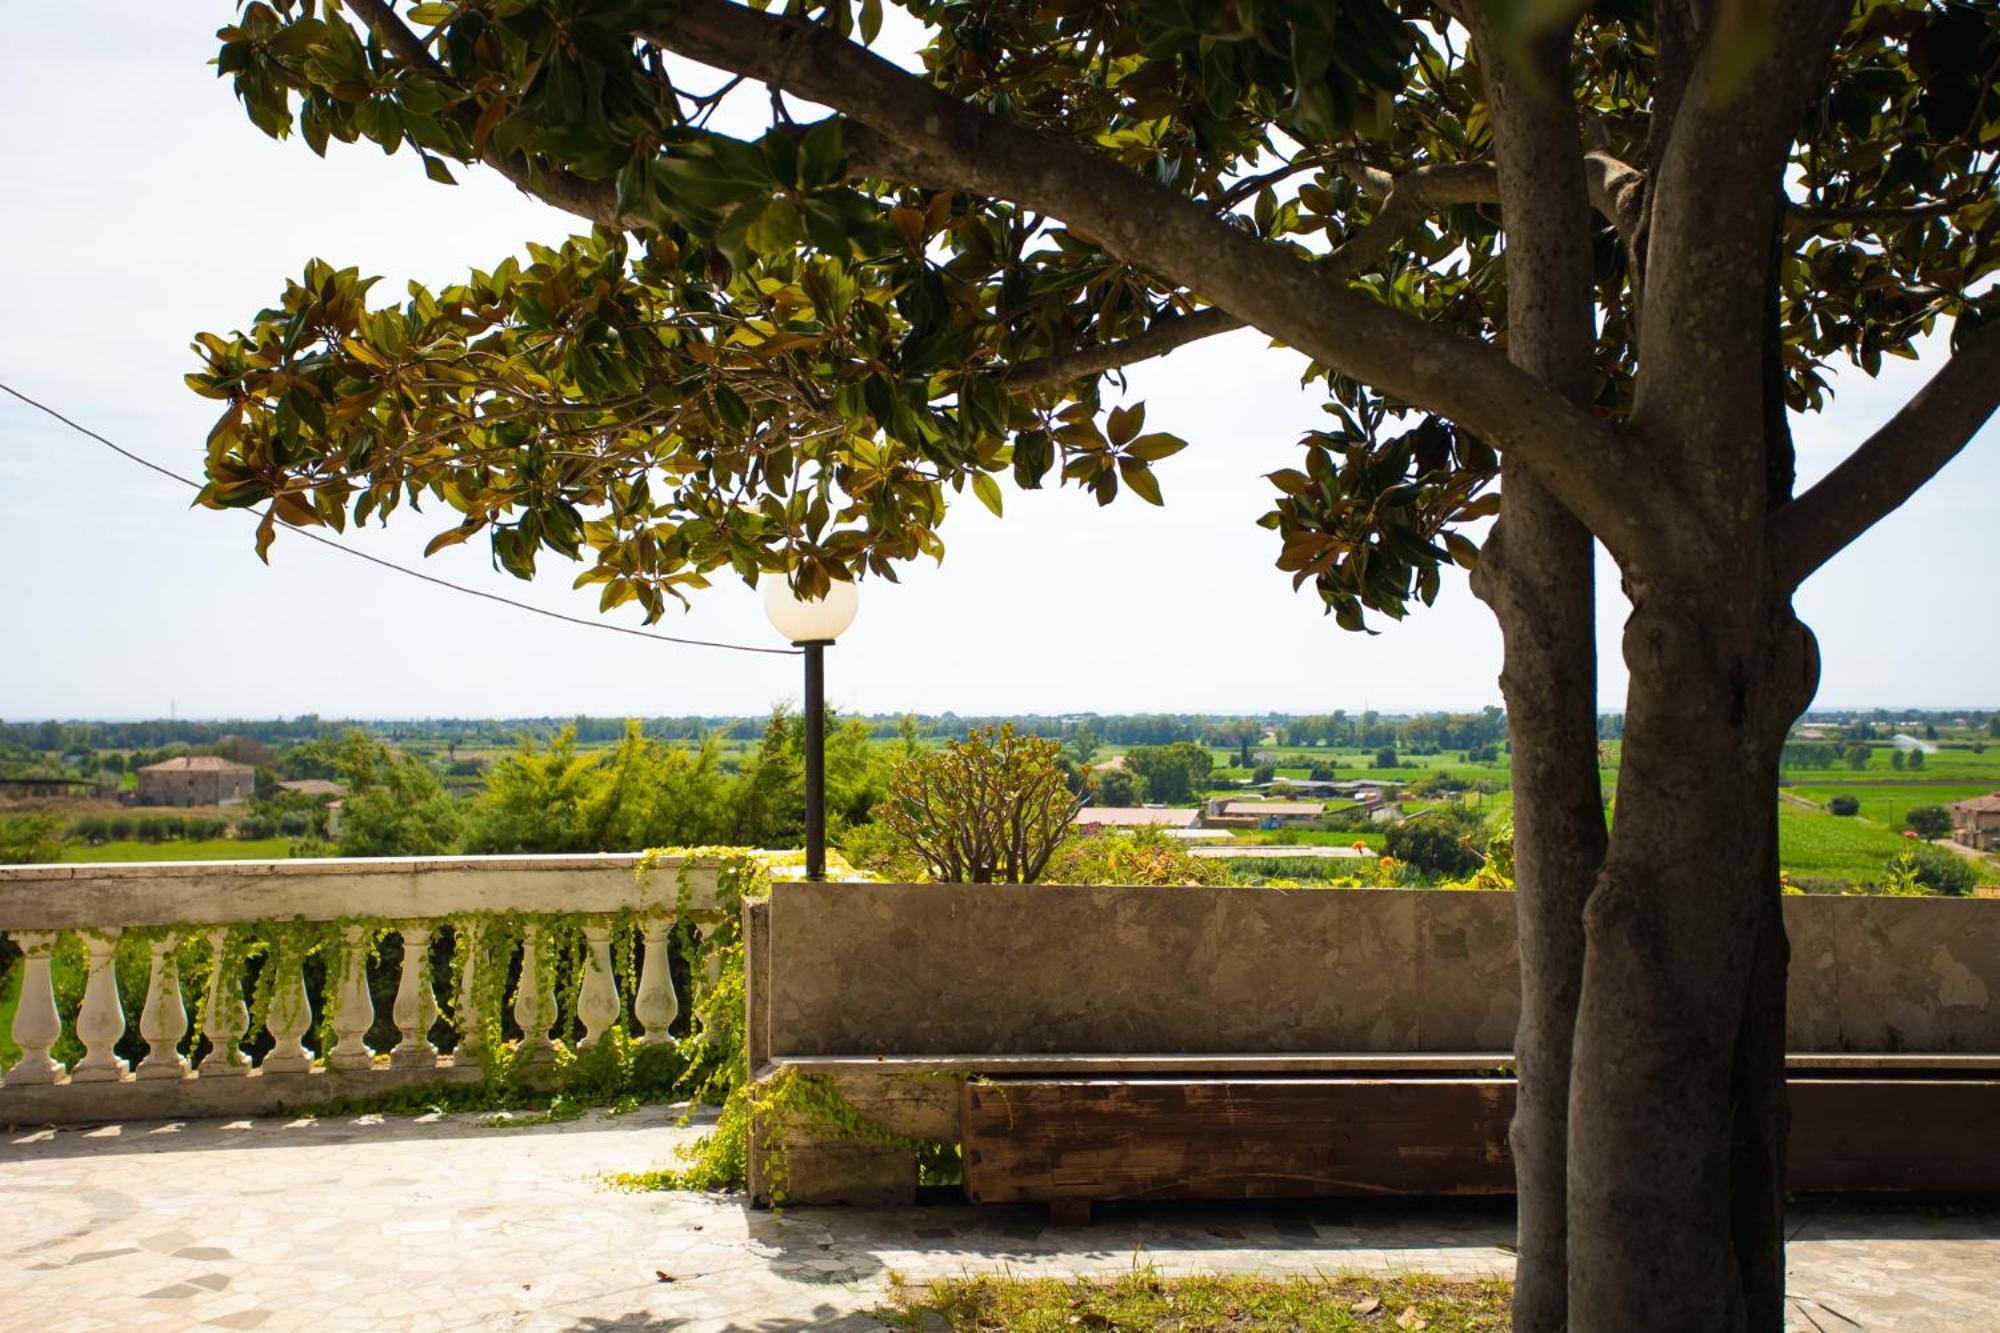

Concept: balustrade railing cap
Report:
left=0, top=852, right=719, bottom=932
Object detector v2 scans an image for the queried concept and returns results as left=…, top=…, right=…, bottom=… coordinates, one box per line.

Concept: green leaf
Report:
left=744, top=198, right=802, bottom=254
left=1106, top=402, right=1144, bottom=446
left=425, top=522, right=480, bottom=557
left=420, top=153, right=457, bottom=186
left=798, top=118, right=845, bottom=189
left=1118, top=457, right=1164, bottom=505
left=1125, top=432, right=1187, bottom=462
left=971, top=471, right=1004, bottom=517
left=712, top=386, right=751, bottom=430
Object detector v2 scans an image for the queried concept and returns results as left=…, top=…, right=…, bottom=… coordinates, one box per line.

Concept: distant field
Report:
left=1787, top=783, right=1994, bottom=829
left=1781, top=747, right=2000, bottom=786
left=58, top=837, right=297, bottom=864
left=1776, top=806, right=1919, bottom=885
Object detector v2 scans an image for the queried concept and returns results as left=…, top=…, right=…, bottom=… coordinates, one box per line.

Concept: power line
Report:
left=0, top=380, right=802, bottom=658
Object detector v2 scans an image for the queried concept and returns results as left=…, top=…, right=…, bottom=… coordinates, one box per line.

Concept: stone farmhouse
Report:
left=1952, top=793, right=2000, bottom=853
left=136, top=756, right=255, bottom=807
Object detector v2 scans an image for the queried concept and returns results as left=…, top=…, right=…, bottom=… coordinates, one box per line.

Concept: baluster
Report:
left=390, top=925, right=437, bottom=1068
left=327, top=927, right=375, bottom=1072
left=453, top=919, right=483, bottom=1062
left=632, top=915, right=679, bottom=1046
left=512, top=925, right=551, bottom=1066
left=696, top=917, right=726, bottom=1046
left=261, top=950, right=314, bottom=1075
left=200, top=928, right=249, bottom=1077
left=135, top=935, right=190, bottom=1080
left=575, top=923, right=620, bottom=1051
left=71, top=931, right=128, bottom=1083
left=5, top=932, right=64, bottom=1084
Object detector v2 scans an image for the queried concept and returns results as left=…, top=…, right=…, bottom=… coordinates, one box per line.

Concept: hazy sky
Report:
left=3, top=9, right=1993, bottom=721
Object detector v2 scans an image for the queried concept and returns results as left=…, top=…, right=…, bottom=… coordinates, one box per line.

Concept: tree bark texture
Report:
left=1567, top=568, right=1818, bottom=1331
left=1467, top=23, right=1608, bottom=1330
left=1474, top=474, right=1605, bottom=1333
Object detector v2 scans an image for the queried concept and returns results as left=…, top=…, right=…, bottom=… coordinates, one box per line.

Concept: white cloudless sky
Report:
left=2, top=8, right=1993, bottom=722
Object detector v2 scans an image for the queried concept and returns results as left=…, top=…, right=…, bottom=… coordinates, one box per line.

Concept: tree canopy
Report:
left=196, top=1, right=1994, bottom=630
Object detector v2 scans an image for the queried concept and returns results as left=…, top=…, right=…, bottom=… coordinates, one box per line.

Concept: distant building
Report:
left=1202, top=799, right=1326, bottom=830
left=137, top=756, right=255, bottom=807
left=1235, top=778, right=1400, bottom=799
left=277, top=779, right=349, bottom=799
left=0, top=775, right=96, bottom=800
left=1073, top=806, right=1199, bottom=829
left=1951, top=794, right=2000, bottom=853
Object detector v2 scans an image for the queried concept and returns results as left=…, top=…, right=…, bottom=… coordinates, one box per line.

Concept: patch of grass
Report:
left=882, top=1270, right=1511, bottom=1332
left=58, top=837, right=297, bottom=863
left=1777, top=805, right=1915, bottom=886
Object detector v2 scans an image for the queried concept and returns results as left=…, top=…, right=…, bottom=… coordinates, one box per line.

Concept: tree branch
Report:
left=1629, top=0, right=1850, bottom=474
left=1768, top=319, right=2000, bottom=588
left=1785, top=194, right=1986, bottom=232
left=1001, top=161, right=1515, bottom=390
left=1002, top=308, right=1245, bottom=390
left=638, top=0, right=1659, bottom=562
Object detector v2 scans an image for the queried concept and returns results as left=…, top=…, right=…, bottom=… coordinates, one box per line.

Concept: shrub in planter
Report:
left=882, top=725, right=1081, bottom=883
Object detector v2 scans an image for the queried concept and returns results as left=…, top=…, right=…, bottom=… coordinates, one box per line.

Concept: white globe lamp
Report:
left=762, top=576, right=860, bottom=881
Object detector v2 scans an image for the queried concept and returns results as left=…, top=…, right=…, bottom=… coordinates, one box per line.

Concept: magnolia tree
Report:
left=194, top=2, right=1998, bottom=1328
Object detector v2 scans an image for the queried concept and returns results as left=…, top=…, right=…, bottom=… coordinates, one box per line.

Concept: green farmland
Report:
left=56, top=837, right=298, bottom=864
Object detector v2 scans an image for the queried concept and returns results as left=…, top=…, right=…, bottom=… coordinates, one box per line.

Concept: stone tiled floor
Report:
left=2, top=1106, right=1995, bottom=1331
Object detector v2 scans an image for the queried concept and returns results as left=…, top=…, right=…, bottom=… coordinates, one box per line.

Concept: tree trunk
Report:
left=1474, top=469, right=1606, bottom=1333
left=1465, top=22, right=1605, bottom=1326
left=1564, top=574, right=1817, bottom=1331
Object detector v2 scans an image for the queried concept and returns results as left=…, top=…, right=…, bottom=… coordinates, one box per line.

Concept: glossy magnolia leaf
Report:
left=1126, top=432, right=1188, bottom=463
left=1117, top=456, right=1165, bottom=506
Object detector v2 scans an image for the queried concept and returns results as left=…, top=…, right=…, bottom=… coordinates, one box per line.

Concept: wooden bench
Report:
left=953, top=1063, right=2000, bottom=1220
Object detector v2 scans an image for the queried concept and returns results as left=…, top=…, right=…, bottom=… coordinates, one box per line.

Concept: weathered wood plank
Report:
left=962, top=1076, right=2000, bottom=1204
left=1789, top=1079, right=2000, bottom=1192
left=962, top=1078, right=1516, bottom=1202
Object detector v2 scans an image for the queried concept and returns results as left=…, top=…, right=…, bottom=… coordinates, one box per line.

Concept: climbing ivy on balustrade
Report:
left=4, top=848, right=780, bottom=1119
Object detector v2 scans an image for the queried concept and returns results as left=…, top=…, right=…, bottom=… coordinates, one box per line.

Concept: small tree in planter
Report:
left=882, top=725, right=1082, bottom=884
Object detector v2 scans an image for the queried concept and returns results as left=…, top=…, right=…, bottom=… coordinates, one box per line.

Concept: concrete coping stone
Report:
left=762, top=1051, right=2000, bottom=1077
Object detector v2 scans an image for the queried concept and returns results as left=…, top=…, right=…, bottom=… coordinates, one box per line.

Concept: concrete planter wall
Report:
left=755, top=882, right=2000, bottom=1062
left=744, top=883, right=2000, bottom=1205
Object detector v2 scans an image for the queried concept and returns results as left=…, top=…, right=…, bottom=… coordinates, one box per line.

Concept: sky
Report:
left=1, top=9, right=1994, bottom=722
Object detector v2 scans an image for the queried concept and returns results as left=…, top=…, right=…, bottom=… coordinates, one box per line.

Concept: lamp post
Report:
left=762, top=577, right=859, bottom=881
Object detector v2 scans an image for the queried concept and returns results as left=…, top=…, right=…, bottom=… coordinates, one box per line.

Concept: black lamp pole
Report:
left=801, top=639, right=829, bottom=881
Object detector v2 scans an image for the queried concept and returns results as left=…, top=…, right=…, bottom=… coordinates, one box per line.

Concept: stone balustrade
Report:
left=0, top=853, right=723, bottom=1122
